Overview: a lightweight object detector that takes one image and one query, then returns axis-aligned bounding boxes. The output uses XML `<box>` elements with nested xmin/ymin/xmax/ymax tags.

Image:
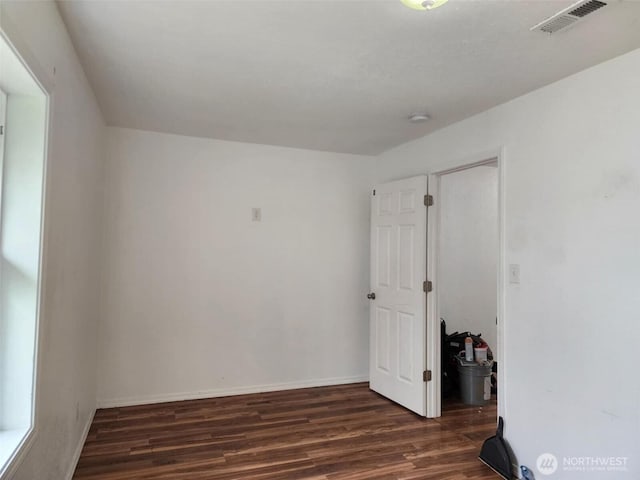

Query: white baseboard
<box><xmin>97</xmin><ymin>374</ymin><xmax>369</xmax><ymax>409</ymax></box>
<box><xmin>65</xmin><ymin>409</ymin><xmax>95</xmax><ymax>480</ymax></box>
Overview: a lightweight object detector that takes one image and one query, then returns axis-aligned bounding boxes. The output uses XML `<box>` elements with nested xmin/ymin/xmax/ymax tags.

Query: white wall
<box><xmin>439</xmin><ymin>166</ymin><xmax>497</xmax><ymax>351</ymax></box>
<box><xmin>0</xmin><ymin>1</ymin><xmax>105</xmax><ymax>479</ymax></box>
<box><xmin>99</xmin><ymin>127</ymin><xmax>373</xmax><ymax>406</ymax></box>
<box><xmin>377</xmin><ymin>48</ymin><xmax>640</xmax><ymax>478</ymax></box>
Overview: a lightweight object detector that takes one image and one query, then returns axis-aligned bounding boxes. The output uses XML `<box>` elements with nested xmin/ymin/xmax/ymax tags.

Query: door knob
<box><xmin>367</xmin><ymin>292</ymin><xmax>376</xmax><ymax>300</ymax></box>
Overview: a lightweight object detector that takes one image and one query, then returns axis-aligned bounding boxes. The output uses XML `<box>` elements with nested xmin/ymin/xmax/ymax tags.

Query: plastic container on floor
<box><xmin>457</xmin><ymin>359</ymin><xmax>493</xmax><ymax>406</ymax></box>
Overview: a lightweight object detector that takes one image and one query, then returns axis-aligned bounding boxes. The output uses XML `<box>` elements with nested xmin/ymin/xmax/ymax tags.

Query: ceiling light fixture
<box><xmin>409</xmin><ymin>113</ymin><xmax>430</xmax><ymax>123</ymax></box>
<box><xmin>401</xmin><ymin>0</ymin><xmax>449</xmax><ymax>11</ymax></box>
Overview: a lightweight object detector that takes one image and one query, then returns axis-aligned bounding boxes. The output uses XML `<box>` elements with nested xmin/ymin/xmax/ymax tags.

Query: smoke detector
<box><xmin>408</xmin><ymin>113</ymin><xmax>430</xmax><ymax>123</ymax></box>
<box><xmin>531</xmin><ymin>0</ymin><xmax>608</xmax><ymax>34</ymax></box>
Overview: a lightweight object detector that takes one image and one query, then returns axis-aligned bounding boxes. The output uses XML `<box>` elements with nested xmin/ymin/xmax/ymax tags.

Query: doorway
<box><xmin>425</xmin><ymin>157</ymin><xmax>502</xmax><ymax>418</ymax></box>
<box><xmin>368</xmin><ymin>153</ymin><xmax>504</xmax><ymax>419</ymax></box>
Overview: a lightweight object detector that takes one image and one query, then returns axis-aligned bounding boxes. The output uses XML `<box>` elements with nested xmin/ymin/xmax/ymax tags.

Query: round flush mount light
<box><xmin>401</xmin><ymin>0</ymin><xmax>450</xmax><ymax>11</ymax></box>
<box><xmin>409</xmin><ymin>113</ymin><xmax>431</xmax><ymax>123</ymax></box>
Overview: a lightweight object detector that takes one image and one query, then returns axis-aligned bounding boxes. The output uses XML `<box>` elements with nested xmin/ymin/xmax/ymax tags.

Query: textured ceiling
<box><xmin>58</xmin><ymin>0</ymin><xmax>640</xmax><ymax>155</ymax></box>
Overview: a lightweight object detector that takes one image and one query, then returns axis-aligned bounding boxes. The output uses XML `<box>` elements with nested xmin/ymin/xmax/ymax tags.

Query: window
<box><xmin>0</xmin><ymin>32</ymin><xmax>48</xmax><ymax>476</ymax></box>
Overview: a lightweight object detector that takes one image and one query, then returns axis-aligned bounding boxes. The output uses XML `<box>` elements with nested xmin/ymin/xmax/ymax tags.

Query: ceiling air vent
<box><xmin>531</xmin><ymin>0</ymin><xmax>608</xmax><ymax>34</ymax></box>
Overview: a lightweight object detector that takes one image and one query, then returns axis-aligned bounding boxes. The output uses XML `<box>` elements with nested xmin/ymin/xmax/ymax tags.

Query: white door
<box><xmin>369</xmin><ymin>176</ymin><xmax>428</xmax><ymax>416</ymax></box>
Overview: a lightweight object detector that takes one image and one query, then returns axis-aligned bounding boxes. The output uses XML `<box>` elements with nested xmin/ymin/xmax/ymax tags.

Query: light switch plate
<box><xmin>509</xmin><ymin>264</ymin><xmax>520</xmax><ymax>284</ymax></box>
<box><xmin>251</xmin><ymin>208</ymin><xmax>261</xmax><ymax>222</ymax></box>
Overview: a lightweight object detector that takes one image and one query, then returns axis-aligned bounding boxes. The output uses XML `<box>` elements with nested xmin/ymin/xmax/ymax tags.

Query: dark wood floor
<box><xmin>73</xmin><ymin>383</ymin><xmax>499</xmax><ymax>479</ymax></box>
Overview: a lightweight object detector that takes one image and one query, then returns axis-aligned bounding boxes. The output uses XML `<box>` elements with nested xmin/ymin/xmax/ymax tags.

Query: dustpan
<box><xmin>479</xmin><ymin>416</ymin><xmax>513</xmax><ymax>479</ymax></box>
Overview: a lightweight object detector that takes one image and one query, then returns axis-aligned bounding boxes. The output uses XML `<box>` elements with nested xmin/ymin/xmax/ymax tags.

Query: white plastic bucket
<box><xmin>474</xmin><ymin>347</ymin><xmax>488</xmax><ymax>362</ymax></box>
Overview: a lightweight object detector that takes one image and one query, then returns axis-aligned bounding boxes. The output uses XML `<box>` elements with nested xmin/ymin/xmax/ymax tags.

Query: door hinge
<box><xmin>373</xmin><ymin>189</ymin><xmax>376</xmax><ymax>196</ymax></box>
<box><xmin>424</xmin><ymin>194</ymin><xmax>433</xmax><ymax>207</ymax></box>
<box><xmin>423</xmin><ymin>280</ymin><xmax>432</xmax><ymax>293</ymax></box>
<box><xmin>423</xmin><ymin>370</ymin><xmax>432</xmax><ymax>382</ymax></box>
<box><xmin>0</xmin><ymin>125</ymin><xmax>3</xmax><ymax>135</ymax></box>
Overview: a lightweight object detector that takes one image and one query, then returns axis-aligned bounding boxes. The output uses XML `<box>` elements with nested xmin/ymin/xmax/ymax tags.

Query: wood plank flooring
<box><xmin>73</xmin><ymin>383</ymin><xmax>499</xmax><ymax>479</ymax></box>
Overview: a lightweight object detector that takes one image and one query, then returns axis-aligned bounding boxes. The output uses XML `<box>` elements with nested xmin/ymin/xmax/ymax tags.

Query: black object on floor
<box><xmin>479</xmin><ymin>416</ymin><xmax>514</xmax><ymax>479</ymax></box>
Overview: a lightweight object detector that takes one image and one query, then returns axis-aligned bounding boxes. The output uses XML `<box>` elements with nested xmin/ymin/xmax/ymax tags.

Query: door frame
<box><xmin>425</xmin><ymin>148</ymin><xmax>506</xmax><ymax>419</ymax></box>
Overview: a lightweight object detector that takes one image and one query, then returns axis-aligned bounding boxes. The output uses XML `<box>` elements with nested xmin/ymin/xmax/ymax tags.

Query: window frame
<box><xmin>0</xmin><ymin>18</ymin><xmax>53</xmax><ymax>478</ymax></box>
